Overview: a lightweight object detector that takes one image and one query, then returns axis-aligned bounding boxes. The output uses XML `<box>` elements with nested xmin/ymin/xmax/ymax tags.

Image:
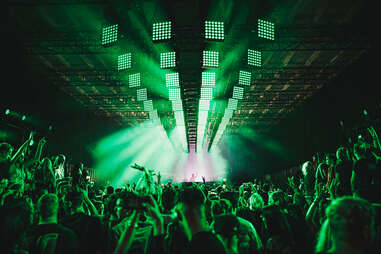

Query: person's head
<box><xmin>249</xmin><ymin>192</ymin><xmax>264</xmax><ymax>210</ymax></box>
<box><xmin>0</xmin><ymin>142</ymin><xmax>13</xmax><ymax>161</ymax></box>
<box><xmin>268</xmin><ymin>190</ymin><xmax>287</xmax><ymax>207</ymax></box>
<box><xmin>353</xmin><ymin>143</ymin><xmax>367</xmax><ymax>160</ymax></box>
<box><xmin>301</xmin><ymin>161</ymin><xmax>313</xmax><ymax>176</ymax></box>
<box><xmin>161</xmin><ymin>185</ymin><xmax>178</xmax><ymax>212</ymax></box>
<box><xmin>64</xmin><ymin>189</ymin><xmax>84</xmax><ymax>211</ymax></box>
<box><xmin>41</xmin><ymin>157</ymin><xmax>53</xmax><ymax>172</ymax></box>
<box><xmin>213</xmin><ymin>214</ymin><xmax>240</xmax><ymax>254</ymax></box>
<box><xmin>37</xmin><ymin>193</ymin><xmax>59</xmax><ymax>223</ymax></box>
<box><xmin>219</xmin><ymin>191</ymin><xmax>239</xmax><ymax>212</ymax></box>
<box><xmin>113</xmin><ymin>191</ymin><xmax>138</xmax><ymax>220</ymax></box>
<box><xmin>54</xmin><ymin>154</ymin><xmax>65</xmax><ymax>167</ymax></box>
<box><xmin>325</xmin><ymin>153</ymin><xmax>336</xmax><ymax>166</ymax></box>
<box><xmin>179</xmin><ymin>185</ymin><xmax>206</xmax><ymax>215</ymax></box>
<box><xmin>315</xmin><ymin>196</ymin><xmax>376</xmax><ymax>253</ymax></box>
<box><xmin>336</xmin><ymin>146</ymin><xmax>350</xmax><ymax>162</ymax></box>
<box><xmin>211</xmin><ymin>198</ymin><xmax>232</xmax><ymax>219</ymax></box>
<box><xmin>106</xmin><ymin>185</ymin><xmax>114</xmax><ymax>195</ymax></box>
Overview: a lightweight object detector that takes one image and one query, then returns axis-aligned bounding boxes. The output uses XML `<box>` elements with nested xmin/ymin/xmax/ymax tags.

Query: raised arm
<box><xmin>11</xmin><ymin>131</ymin><xmax>34</xmax><ymax>163</ymax></box>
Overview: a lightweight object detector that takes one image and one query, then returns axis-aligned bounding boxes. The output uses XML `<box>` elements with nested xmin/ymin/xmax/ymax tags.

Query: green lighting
<box><xmin>118</xmin><ymin>53</ymin><xmax>131</xmax><ymax>71</ymax></box>
<box><xmin>258</xmin><ymin>19</ymin><xmax>275</xmax><ymax>40</ymax></box>
<box><xmin>5</xmin><ymin>109</ymin><xmax>10</xmax><ymax>115</ymax></box>
<box><xmin>248</xmin><ymin>49</ymin><xmax>261</xmax><ymax>67</ymax></box>
<box><xmin>137</xmin><ymin>88</ymin><xmax>147</xmax><ymax>101</ymax></box>
<box><xmin>102</xmin><ymin>24</ymin><xmax>118</xmax><ymax>46</ymax></box>
<box><xmin>203</xmin><ymin>51</ymin><xmax>219</xmax><ymax>67</ymax></box>
<box><xmin>198</xmin><ymin>100</ymin><xmax>210</xmax><ymax>111</ymax></box>
<box><xmin>205</xmin><ymin>21</ymin><xmax>224</xmax><ymax>40</ymax></box>
<box><xmin>174</xmin><ymin>111</ymin><xmax>184</xmax><ymax>125</ymax></box>
<box><xmin>200</xmin><ymin>87</ymin><xmax>213</xmax><ymax>100</ymax></box>
<box><xmin>201</xmin><ymin>72</ymin><xmax>216</xmax><ymax>87</ymax></box>
<box><xmin>224</xmin><ymin>109</ymin><xmax>234</xmax><ymax>118</ymax></box>
<box><xmin>153</xmin><ymin>21</ymin><xmax>171</xmax><ymax>41</ymax></box>
<box><xmin>143</xmin><ymin>100</ymin><xmax>153</xmax><ymax>112</ymax></box>
<box><xmin>129</xmin><ymin>73</ymin><xmax>140</xmax><ymax>88</ymax></box>
<box><xmin>232</xmin><ymin>86</ymin><xmax>244</xmax><ymax>100</ymax></box>
<box><xmin>227</xmin><ymin>98</ymin><xmax>238</xmax><ymax>110</ymax></box>
<box><xmin>149</xmin><ymin>110</ymin><xmax>158</xmax><ymax>120</ymax></box>
<box><xmin>165</xmin><ymin>72</ymin><xmax>179</xmax><ymax>87</ymax></box>
<box><xmin>21</xmin><ymin>115</ymin><xmax>26</xmax><ymax>121</ymax></box>
<box><xmin>239</xmin><ymin>70</ymin><xmax>251</xmax><ymax>86</ymax></box>
<box><xmin>160</xmin><ymin>52</ymin><xmax>176</xmax><ymax>68</ymax></box>
<box><xmin>169</xmin><ymin>88</ymin><xmax>181</xmax><ymax>100</ymax></box>
<box><xmin>198</xmin><ymin>111</ymin><xmax>209</xmax><ymax>124</ymax></box>
<box><xmin>171</xmin><ymin>100</ymin><xmax>183</xmax><ymax>111</ymax></box>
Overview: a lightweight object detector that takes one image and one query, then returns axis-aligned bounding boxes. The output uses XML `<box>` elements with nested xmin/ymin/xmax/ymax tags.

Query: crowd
<box><xmin>1</xmin><ymin>124</ymin><xmax>381</xmax><ymax>254</ymax></box>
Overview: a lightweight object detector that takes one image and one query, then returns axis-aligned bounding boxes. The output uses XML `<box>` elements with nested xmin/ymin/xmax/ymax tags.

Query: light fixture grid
<box><xmin>248</xmin><ymin>49</ymin><xmax>262</xmax><ymax>67</ymax></box>
<box><xmin>102</xmin><ymin>24</ymin><xmax>118</xmax><ymax>45</ymax></box>
<box><xmin>201</xmin><ymin>72</ymin><xmax>216</xmax><ymax>87</ymax></box>
<box><xmin>143</xmin><ymin>100</ymin><xmax>153</xmax><ymax>112</ymax></box>
<box><xmin>227</xmin><ymin>98</ymin><xmax>238</xmax><ymax>110</ymax></box>
<box><xmin>153</xmin><ymin>21</ymin><xmax>171</xmax><ymax>41</ymax></box>
<box><xmin>129</xmin><ymin>73</ymin><xmax>141</xmax><ymax>88</ymax></box>
<box><xmin>137</xmin><ymin>88</ymin><xmax>147</xmax><ymax>101</ymax></box>
<box><xmin>205</xmin><ymin>21</ymin><xmax>224</xmax><ymax>40</ymax></box>
<box><xmin>203</xmin><ymin>51</ymin><xmax>219</xmax><ymax>67</ymax></box>
<box><xmin>165</xmin><ymin>72</ymin><xmax>180</xmax><ymax>87</ymax></box>
<box><xmin>239</xmin><ymin>70</ymin><xmax>251</xmax><ymax>86</ymax></box>
<box><xmin>149</xmin><ymin>110</ymin><xmax>158</xmax><ymax>120</ymax></box>
<box><xmin>200</xmin><ymin>87</ymin><xmax>213</xmax><ymax>100</ymax></box>
<box><xmin>171</xmin><ymin>100</ymin><xmax>183</xmax><ymax>111</ymax></box>
<box><xmin>160</xmin><ymin>52</ymin><xmax>176</xmax><ymax>68</ymax></box>
<box><xmin>198</xmin><ymin>100</ymin><xmax>210</xmax><ymax>111</ymax></box>
<box><xmin>258</xmin><ymin>19</ymin><xmax>275</xmax><ymax>40</ymax></box>
<box><xmin>232</xmin><ymin>86</ymin><xmax>244</xmax><ymax>100</ymax></box>
<box><xmin>117</xmin><ymin>53</ymin><xmax>131</xmax><ymax>71</ymax></box>
<box><xmin>169</xmin><ymin>88</ymin><xmax>181</xmax><ymax>100</ymax></box>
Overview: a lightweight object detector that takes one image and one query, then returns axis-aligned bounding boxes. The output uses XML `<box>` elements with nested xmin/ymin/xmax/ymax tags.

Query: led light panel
<box><xmin>174</xmin><ymin>111</ymin><xmax>185</xmax><ymax>125</ymax></box>
<box><xmin>137</xmin><ymin>88</ymin><xmax>147</xmax><ymax>101</ymax></box>
<box><xmin>248</xmin><ymin>49</ymin><xmax>261</xmax><ymax>67</ymax></box>
<box><xmin>153</xmin><ymin>21</ymin><xmax>171</xmax><ymax>41</ymax></box>
<box><xmin>203</xmin><ymin>51</ymin><xmax>219</xmax><ymax>67</ymax></box>
<box><xmin>227</xmin><ymin>98</ymin><xmax>238</xmax><ymax>110</ymax></box>
<box><xmin>224</xmin><ymin>109</ymin><xmax>234</xmax><ymax>118</ymax></box>
<box><xmin>201</xmin><ymin>72</ymin><xmax>216</xmax><ymax>87</ymax></box>
<box><xmin>165</xmin><ymin>72</ymin><xmax>179</xmax><ymax>87</ymax></box>
<box><xmin>144</xmin><ymin>100</ymin><xmax>153</xmax><ymax>112</ymax></box>
<box><xmin>258</xmin><ymin>19</ymin><xmax>275</xmax><ymax>40</ymax></box>
<box><xmin>205</xmin><ymin>21</ymin><xmax>224</xmax><ymax>40</ymax></box>
<box><xmin>199</xmin><ymin>100</ymin><xmax>210</xmax><ymax>111</ymax></box>
<box><xmin>198</xmin><ymin>111</ymin><xmax>209</xmax><ymax>124</ymax></box>
<box><xmin>200</xmin><ymin>87</ymin><xmax>213</xmax><ymax>100</ymax></box>
<box><xmin>102</xmin><ymin>24</ymin><xmax>118</xmax><ymax>46</ymax></box>
<box><xmin>232</xmin><ymin>86</ymin><xmax>244</xmax><ymax>100</ymax></box>
<box><xmin>169</xmin><ymin>88</ymin><xmax>181</xmax><ymax>101</ymax></box>
<box><xmin>129</xmin><ymin>73</ymin><xmax>140</xmax><ymax>88</ymax></box>
<box><xmin>149</xmin><ymin>110</ymin><xmax>158</xmax><ymax>120</ymax></box>
<box><xmin>160</xmin><ymin>52</ymin><xmax>176</xmax><ymax>68</ymax></box>
<box><xmin>117</xmin><ymin>53</ymin><xmax>131</xmax><ymax>71</ymax></box>
<box><xmin>239</xmin><ymin>71</ymin><xmax>251</xmax><ymax>86</ymax></box>
<box><xmin>171</xmin><ymin>100</ymin><xmax>183</xmax><ymax>111</ymax></box>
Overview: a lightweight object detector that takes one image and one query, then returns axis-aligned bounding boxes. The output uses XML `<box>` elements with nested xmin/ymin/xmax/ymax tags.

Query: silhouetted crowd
<box><xmin>1</xmin><ymin>126</ymin><xmax>381</xmax><ymax>254</ymax></box>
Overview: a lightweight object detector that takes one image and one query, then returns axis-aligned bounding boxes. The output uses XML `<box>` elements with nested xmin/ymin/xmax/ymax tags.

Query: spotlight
<box><xmin>21</xmin><ymin>115</ymin><xmax>26</xmax><ymax>121</ymax></box>
<box><xmin>198</xmin><ymin>100</ymin><xmax>210</xmax><ymax>111</ymax></box>
<box><xmin>152</xmin><ymin>21</ymin><xmax>172</xmax><ymax>41</ymax></box>
<box><xmin>239</xmin><ymin>70</ymin><xmax>251</xmax><ymax>86</ymax></box>
<box><xmin>160</xmin><ymin>52</ymin><xmax>176</xmax><ymax>68</ymax></box>
<box><xmin>118</xmin><ymin>53</ymin><xmax>131</xmax><ymax>71</ymax></box>
<box><xmin>201</xmin><ymin>72</ymin><xmax>216</xmax><ymax>87</ymax></box>
<box><xmin>143</xmin><ymin>100</ymin><xmax>153</xmax><ymax>112</ymax></box>
<box><xmin>101</xmin><ymin>24</ymin><xmax>118</xmax><ymax>46</ymax></box>
<box><xmin>203</xmin><ymin>51</ymin><xmax>219</xmax><ymax>67</ymax></box>
<box><xmin>129</xmin><ymin>73</ymin><xmax>141</xmax><ymax>88</ymax></box>
<box><xmin>171</xmin><ymin>100</ymin><xmax>183</xmax><ymax>111</ymax></box>
<box><xmin>169</xmin><ymin>88</ymin><xmax>181</xmax><ymax>101</ymax></box>
<box><xmin>137</xmin><ymin>88</ymin><xmax>147</xmax><ymax>101</ymax></box>
<box><xmin>149</xmin><ymin>110</ymin><xmax>158</xmax><ymax>120</ymax></box>
<box><xmin>227</xmin><ymin>98</ymin><xmax>238</xmax><ymax>110</ymax></box>
<box><xmin>258</xmin><ymin>19</ymin><xmax>275</xmax><ymax>40</ymax></box>
<box><xmin>248</xmin><ymin>49</ymin><xmax>261</xmax><ymax>67</ymax></box>
<box><xmin>165</xmin><ymin>72</ymin><xmax>180</xmax><ymax>87</ymax></box>
<box><xmin>232</xmin><ymin>86</ymin><xmax>244</xmax><ymax>100</ymax></box>
<box><xmin>205</xmin><ymin>21</ymin><xmax>224</xmax><ymax>40</ymax></box>
<box><xmin>5</xmin><ymin>109</ymin><xmax>10</xmax><ymax>115</ymax></box>
<box><xmin>200</xmin><ymin>87</ymin><xmax>213</xmax><ymax>100</ymax></box>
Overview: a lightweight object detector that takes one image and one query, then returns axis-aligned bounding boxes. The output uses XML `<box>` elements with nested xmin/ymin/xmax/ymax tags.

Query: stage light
<box><xmin>227</xmin><ymin>98</ymin><xmax>238</xmax><ymax>110</ymax></box>
<box><xmin>232</xmin><ymin>86</ymin><xmax>244</xmax><ymax>100</ymax></box>
<box><xmin>200</xmin><ymin>87</ymin><xmax>213</xmax><ymax>100</ymax></box>
<box><xmin>224</xmin><ymin>109</ymin><xmax>234</xmax><ymax>118</ymax></box>
<box><xmin>21</xmin><ymin>115</ymin><xmax>26</xmax><ymax>121</ymax></box>
<box><xmin>169</xmin><ymin>88</ymin><xmax>181</xmax><ymax>101</ymax></box>
<box><xmin>203</xmin><ymin>51</ymin><xmax>219</xmax><ymax>67</ymax></box>
<box><xmin>198</xmin><ymin>111</ymin><xmax>209</xmax><ymax>124</ymax></box>
<box><xmin>137</xmin><ymin>88</ymin><xmax>147</xmax><ymax>101</ymax></box>
<box><xmin>258</xmin><ymin>19</ymin><xmax>274</xmax><ymax>40</ymax></box>
<box><xmin>102</xmin><ymin>24</ymin><xmax>118</xmax><ymax>46</ymax></box>
<box><xmin>201</xmin><ymin>72</ymin><xmax>216</xmax><ymax>87</ymax></box>
<box><xmin>160</xmin><ymin>52</ymin><xmax>176</xmax><ymax>68</ymax></box>
<box><xmin>171</xmin><ymin>100</ymin><xmax>183</xmax><ymax>111</ymax></box>
<box><xmin>149</xmin><ymin>110</ymin><xmax>158</xmax><ymax>120</ymax></box>
<box><xmin>205</xmin><ymin>21</ymin><xmax>224</xmax><ymax>40</ymax></box>
<box><xmin>144</xmin><ymin>100</ymin><xmax>153</xmax><ymax>112</ymax></box>
<box><xmin>239</xmin><ymin>70</ymin><xmax>251</xmax><ymax>86</ymax></box>
<box><xmin>153</xmin><ymin>21</ymin><xmax>171</xmax><ymax>41</ymax></box>
<box><xmin>174</xmin><ymin>111</ymin><xmax>184</xmax><ymax>125</ymax></box>
<box><xmin>248</xmin><ymin>49</ymin><xmax>261</xmax><ymax>67</ymax></box>
<box><xmin>129</xmin><ymin>73</ymin><xmax>140</xmax><ymax>88</ymax></box>
<box><xmin>198</xmin><ymin>100</ymin><xmax>210</xmax><ymax>111</ymax></box>
<box><xmin>165</xmin><ymin>72</ymin><xmax>179</xmax><ymax>87</ymax></box>
<box><xmin>5</xmin><ymin>109</ymin><xmax>10</xmax><ymax>115</ymax></box>
<box><xmin>118</xmin><ymin>53</ymin><xmax>131</xmax><ymax>71</ymax></box>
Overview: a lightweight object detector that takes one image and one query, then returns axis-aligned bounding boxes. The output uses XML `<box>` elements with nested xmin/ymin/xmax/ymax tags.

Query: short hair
<box><xmin>37</xmin><ymin>193</ymin><xmax>59</xmax><ymax>220</ymax></box>
<box><xmin>0</xmin><ymin>142</ymin><xmax>13</xmax><ymax>156</ymax></box>
<box><xmin>268</xmin><ymin>190</ymin><xmax>287</xmax><ymax>207</ymax></box>
<box><xmin>179</xmin><ymin>186</ymin><xmax>206</xmax><ymax>208</ymax></box>
<box><xmin>301</xmin><ymin>161</ymin><xmax>313</xmax><ymax>176</ymax></box>
<box><xmin>211</xmin><ymin>199</ymin><xmax>232</xmax><ymax>218</ymax></box>
<box><xmin>336</xmin><ymin>146</ymin><xmax>349</xmax><ymax>161</ymax></box>
<box><xmin>65</xmin><ymin>189</ymin><xmax>84</xmax><ymax>208</ymax></box>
